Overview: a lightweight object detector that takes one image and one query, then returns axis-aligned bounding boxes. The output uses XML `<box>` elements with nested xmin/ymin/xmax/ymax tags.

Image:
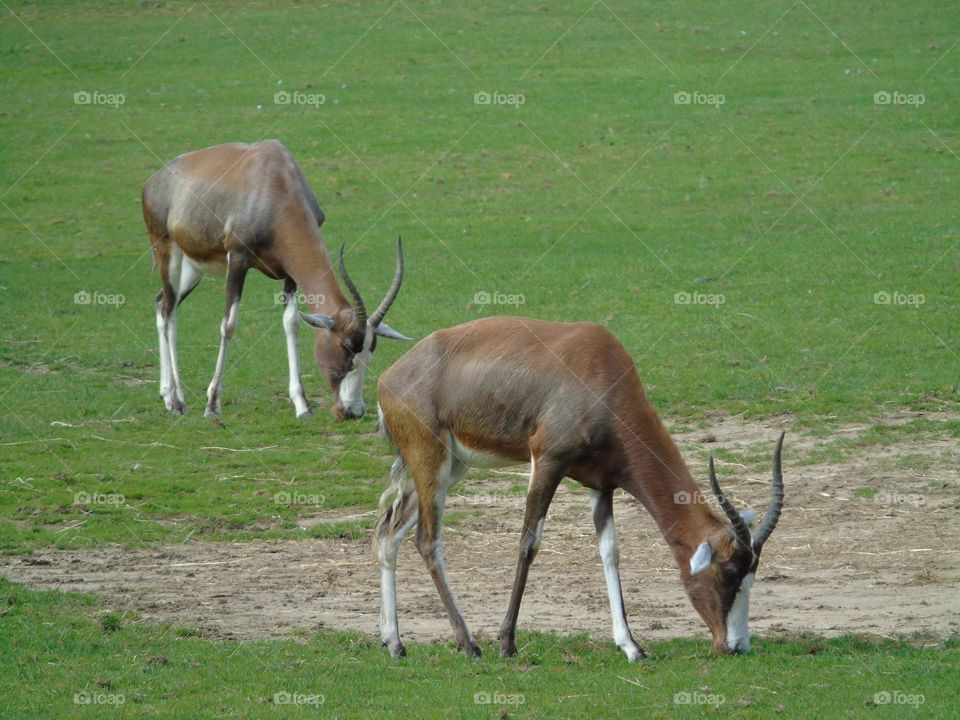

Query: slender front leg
<box><xmin>498</xmin><ymin>455</ymin><xmax>562</xmax><ymax>658</ymax></box>
<box><xmin>205</xmin><ymin>252</ymin><xmax>248</xmax><ymax>417</ymax></box>
<box><xmin>590</xmin><ymin>488</ymin><xmax>645</xmax><ymax>661</ymax></box>
<box><xmin>282</xmin><ymin>279</ymin><xmax>312</xmax><ymax>418</ymax></box>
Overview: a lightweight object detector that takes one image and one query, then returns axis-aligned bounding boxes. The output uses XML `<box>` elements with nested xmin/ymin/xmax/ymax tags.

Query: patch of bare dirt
<box><xmin>3</xmin><ymin>414</ymin><xmax>958</xmax><ymax>648</ymax></box>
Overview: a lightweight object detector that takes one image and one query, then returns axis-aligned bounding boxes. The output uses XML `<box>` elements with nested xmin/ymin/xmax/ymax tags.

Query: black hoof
<box><xmin>387</xmin><ymin>642</ymin><xmax>406</xmax><ymax>658</ymax></box>
<box><xmin>460</xmin><ymin>642</ymin><xmax>482</xmax><ymax>658</ymax></box>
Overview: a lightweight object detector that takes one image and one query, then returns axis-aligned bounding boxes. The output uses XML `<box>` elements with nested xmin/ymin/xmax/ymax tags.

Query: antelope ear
<box><xmin>740</xmin><ymin>508</ymin><xmax>758</xmax><ymax>527</ymax></box>
<box><xmin>375</xmin><ymin>322</ymin><xmax>411</xmax><ymax>341</ymax></box>
<box><xmin>690</xmin><ymin>541</ymin><xmax>713</xmax><ymax>575</ymax></box>
<box><xmin>299</xmin><ymin>312</ymin><xmax>335</xmax><ymax>330</ymax></box>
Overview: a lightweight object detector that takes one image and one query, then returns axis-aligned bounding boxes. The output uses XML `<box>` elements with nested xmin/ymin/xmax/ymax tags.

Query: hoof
<box><xmin>388</xmin><ymin>642</ymin><xmax>406</xmax><ymax>658</ymax></box>
<box><xmin>165</xmin><ymin>398</ymin><xmax>186</xmax><ymax>415</ymax></box>
<box><xmin>500</xmin><ymin>642</ymin><xmax>518</xmax><ymax>658</ymax></box>
<box><xmin>460</xmin><ymin>642</ymin><xmax>482</xmax><ymax>658</ymax></box>
<box><xmin>623</xmin><ymin>645</ymin><xmax>648</xmax><ymax>662</ymax></box>
<box><xmin>295</xmin><ymin>408</ymin><xmax>314</xmax><ymax>419</ymax></box>
<box><xmin>204</xmin><ymin>406</ymin><xmax>220</xmax><ymax>418</ymax></box>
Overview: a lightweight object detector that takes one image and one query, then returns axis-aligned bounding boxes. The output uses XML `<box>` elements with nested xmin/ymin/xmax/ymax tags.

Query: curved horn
<box><xmin>337</xmin><ymin>243</ymin><xmax>367</xmax><ymax>330</ymax></box>
<box><xmin>709</xmin><ymin>457</ymin><xmax>753</xmax><ymax>552</ymax></box>
<box><xmin>751</xmin><ymin>431</ymin><xmax>785</xmax><ymax>550</ymax></box>
<box><xmin>369</xmin><ymin>236</ymin><xmax>404</xmax><ymax>328</ymax></box>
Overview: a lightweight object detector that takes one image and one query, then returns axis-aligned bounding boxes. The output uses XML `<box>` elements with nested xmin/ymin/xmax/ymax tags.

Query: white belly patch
<box><xmin>449</xmin><ymin>435</ymin><xmax>517</xmax><ymax>469</ymax></box>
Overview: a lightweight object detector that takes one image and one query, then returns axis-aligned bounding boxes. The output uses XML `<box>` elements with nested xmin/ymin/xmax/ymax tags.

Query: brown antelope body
<box><xmin>374</xmin><ymin>316</ymin><xmax>784</xmax><ymax>659</ymax></box>
<box><xmin>142</xmin><ymin>140</ymin><xmax>409</xmax><ymax>419</ymax></box>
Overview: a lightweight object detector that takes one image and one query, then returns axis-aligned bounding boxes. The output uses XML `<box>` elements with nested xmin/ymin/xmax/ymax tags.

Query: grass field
<box><xmin>1</xmin><ymin>1</ymin><xmax>958</xmax><ymax>717</ymax></box>
<box><xmin>2</xmin><ymin>578</ymin><xmax>957</xmax><ymax>719</ymax></box>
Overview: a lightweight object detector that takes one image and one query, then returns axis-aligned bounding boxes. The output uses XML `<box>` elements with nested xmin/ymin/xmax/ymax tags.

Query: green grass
<box><xmin>1</xmin><ymin>1</ymin><xmax>958</xmax><ymax>717</ymax></box>
<box><xmin>0</xmin><ymin>0</ymin><xmax>957</xmax><ymax>554</ymax></box>
<box><xmin>1</xmin><ymin>0</ymin><xmax>958</xmax><ymax>553</ymax></box>
<box><xmin>2</xmin><ymin>579</ymin><xmax>957</xmax><ymax>719</ymax></box>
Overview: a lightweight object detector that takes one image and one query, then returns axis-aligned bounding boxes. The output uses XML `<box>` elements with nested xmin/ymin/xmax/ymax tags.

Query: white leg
<box><xmin>156</xmin><ymin>246</ymin><xmax>191</xmax><ymax>414</ymax></box>
<box><xmin>166</xmin><ymin>308</ymin><xmax>185</xmax><ymax>407</ymax></box>
<box><xmin>590</xmin><ymin>489</ymin><xmax>644</xmax><ymax>662</ymax></box>
<box><xmin>156</xmin><ymin>296</ymin><xmax>173</xmax><ymax>406</ymax></box>
<box><xmin>205</xmin><ymin>252</ymin><xmax>247</xmax><ymax>417</ymax></box>
<box><xmin>283</xmin><ymin>287</ymin><xmax>311</xmax><ymax>418</ymax></box>
<box><xmin>155</xmin><ymin>246</ymin><xmax>202</xmax><ymax>415</ymax></box>
<box><xmin>379</xmin><ymin>506</ymin><xmax>418</xmax><ymax>657</ymax></box>
<box><xmin>167</xmin><ymin>253</ymin><xmax>202</xmax><ymax>410</ymax></box>
<box><xmin>205</xmin><ymin>300</ymin><xmax>239</xmax><ymax>417</ymax></box>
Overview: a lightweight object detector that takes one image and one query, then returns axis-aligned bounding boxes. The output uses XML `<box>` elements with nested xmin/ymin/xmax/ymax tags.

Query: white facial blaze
<box><xmin>337</xmin><ymin>327</ymin><xmax>373</xmax><ymax>416</ymax></box>
<box><xmin>725</xmin><ymin>572</ymin><xmax>755</xmax><ymax>653</ymax></box>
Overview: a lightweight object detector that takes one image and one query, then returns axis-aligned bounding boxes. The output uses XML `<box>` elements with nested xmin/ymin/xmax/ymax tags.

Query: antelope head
<box><xmin>300</xmin><ymin>238</ymin><xmax>410</xmax><ymax>420</ymax></box>
<box><xmin>683</xmin><ymin>432</ymin><xmax>785</xmax><ymax>654</ymax></box>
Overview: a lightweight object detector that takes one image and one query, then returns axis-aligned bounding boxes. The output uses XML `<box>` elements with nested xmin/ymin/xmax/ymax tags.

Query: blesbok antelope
<box><xmin>374</xmin><ymin>316</ymin><xmax>785</xmax><ymax>660</ymax></box>
<box><xmin>141</xmin><ymin>140</ymin><xmax>409</xmax><ymax>419</ymax></box>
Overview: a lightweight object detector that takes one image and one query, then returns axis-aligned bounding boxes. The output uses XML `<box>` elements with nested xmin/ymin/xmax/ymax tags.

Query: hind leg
<box><xmin>155</xmin><ymin>243</ymin><xmax>202</xmax><ymax>414</ymax></box>
<box><xmin>205</xmin><ymin>250</ymin><xmax>248</xmax><ymax>416</ymax></box>
<box><xmin>378</xmin><ymin>388</ymin><xmax>476</xmax><ymax>656</ymax></box>
<box><xmin>376</xmin><ymin>486</ymin><xmax>419</xmax><ymax>657</ymax></box>
<box><xmin>156</xmin><ymin>288</ymin><xmax>174</xmax><ymax>410</ymax></box>
<box><xmin>412</xmin><ymin>447</ymin><xmax>476</xmax><ymax>655</ymax></box>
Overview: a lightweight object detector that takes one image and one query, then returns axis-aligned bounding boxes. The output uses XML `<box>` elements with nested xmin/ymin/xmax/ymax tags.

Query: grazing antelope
<box><xmin>142</xmin><ymin>140</ymin><xmax>409</xmax><ymax>419</ymax></box>
<box><xmin>374</xmin><ymin>316</ymin><xmax>784</xmax><ymax>660</ymax></box>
